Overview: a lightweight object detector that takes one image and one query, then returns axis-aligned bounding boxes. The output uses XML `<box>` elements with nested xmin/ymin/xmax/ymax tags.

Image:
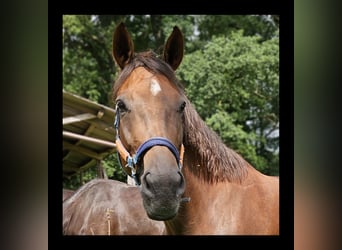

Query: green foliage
<box><xmin>197</xmin><ymin>15</ymin><xmax>279</xmax><ymax>42</ymax></box>
<box><xmin>178</xmin><ymin>30</ymin><xmax>279</xmax><ymax>174</ymax></box>
<box><xmin>63</xmin><ymin>15</ymin><xmax>116</xmax><ymax>106</ymax></box>
<box><xmin>63</xmin><ymin>15</ymin><xmax>279</xmax><ymax>188</ymax></box>
<box><xmin>101</xmin><ymin>154</ymin><xmax>126</xmax><ymax>182</ymax></box>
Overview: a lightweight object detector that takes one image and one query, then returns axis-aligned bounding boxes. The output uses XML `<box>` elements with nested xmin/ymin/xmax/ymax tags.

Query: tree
<box><xmin>63</xmin><ymin>15</ymin><xmax>115</xmax><ymax>106</ymax></box>
<box><xmin>178</xmin><ymin>30</ymin><xmax>279</xmax><ymax>175</ymax></box>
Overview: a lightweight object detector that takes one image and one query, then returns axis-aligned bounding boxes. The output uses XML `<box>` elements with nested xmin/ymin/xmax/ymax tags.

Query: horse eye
<box><xmin>116</xmin><ymin>100</ymin><xmax>128</xmax><ymax>113</ymax></box>
<box><xmin>178</xmin><ymin>101</ymin><xmax>186</xmax><ymax>113</ymax></box>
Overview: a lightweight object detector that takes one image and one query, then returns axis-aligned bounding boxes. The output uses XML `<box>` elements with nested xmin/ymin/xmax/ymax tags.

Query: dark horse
<box><xmin>63</xmin><ymin>179</ymin><xmax>165</xmax><ymax>235</ymax></box>
<box><xmin>112</xmin><ymin>23</ymin><xmax>279</xmax><ymax>235</ymax></box>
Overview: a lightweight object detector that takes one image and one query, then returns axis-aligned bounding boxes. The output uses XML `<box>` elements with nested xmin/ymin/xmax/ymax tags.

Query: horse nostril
<box><xmin>142</xmin><ymin>170</ymin><xmax>185</xmax><ymax>198</ymax></box>
<box><xmin>142</xmin><ymin>171</ymin><xmax>151</xmax><ymax>189</ymax></box>
<box><xmin>178</xmin><ymin>171</ymin><xmax>184</xmax><ymax>185</ymax></box>
<box><xmin>176</xmin><ymin>171</ymin><xmax>186</xmax><ymax>196</ymax></box>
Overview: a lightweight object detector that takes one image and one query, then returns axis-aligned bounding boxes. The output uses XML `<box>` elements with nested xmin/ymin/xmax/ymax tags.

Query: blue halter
<box><xmin>114</xmin><ymin>108</ymin><xmax>184</xmax><ymax>186</ymax></box>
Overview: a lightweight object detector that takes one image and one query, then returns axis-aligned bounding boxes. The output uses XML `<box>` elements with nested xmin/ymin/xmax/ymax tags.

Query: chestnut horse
<box><xmin>112</xmin><ymin>23</ymin><xmax>279</xmax><ymax>235</ymax></box>
<box><xmin>63</xmin><ymin>178</ymin><xmax>165</xmax><ymax>235</ymax></box>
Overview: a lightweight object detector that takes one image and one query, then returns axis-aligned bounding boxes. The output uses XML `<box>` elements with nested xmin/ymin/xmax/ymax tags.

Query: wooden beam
<box><xmin>63</xmin><ymin>141</ymin><xmax>102</xmax><ymax>160</ymax></box>
<box><xmin>63</xmin><ymin>124</ymin><xmax>96</xmax><ymax>161</ymax></box>
<box><xmin>63</xmin><ymin>158</ymin><xmax>97</xmax><ymax>174</ymax></box>
<box><xmin>63</xmin><ymin>104</ymin><xmax>115</xmax><ymax>132</ymax></box>
<box><xmin>97</xmin><ymin>160</ymin><xmax>108</xmax><ymax>179</ymax></box>
<box><xmin>63</xmin><ymin>131</ymin><xmax>117</xmax><ymax>148</ymax></box>
<box><xmin>78</xmin><ymin>158</ymin><xmax>97</xmax><ymax>171</ymax></box>
<box><xmin>63</xmin><ymin>113</ymin><xmax>97</xmax><ymax>125</ymax></box>
<box><xmin>63</xmin><ymin>141</ymin><xmax>116</xmax><ymax>160</ymax></box>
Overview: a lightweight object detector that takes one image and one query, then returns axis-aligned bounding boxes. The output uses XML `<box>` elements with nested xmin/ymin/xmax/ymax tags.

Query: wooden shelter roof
<box><xmin>63</xmin><ymin>90</ymin><xmax>117</xmax><ymax>179</ymax></box>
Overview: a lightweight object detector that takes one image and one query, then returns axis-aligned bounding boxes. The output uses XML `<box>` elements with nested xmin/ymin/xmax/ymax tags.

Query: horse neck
<box><xmin>163</xmin><ymin>101</ymin><xmax>279</xmax><ymax>235</ymax></box>
<box><xmin>162</xmin><ymin>101</ymin><xmax>252</xmax><ymax>234</ymax></box>
<box><xmin>163</xmin><ymin>165</ymin><xmax>228</xmax><ymax>235</ymax></box>
<box><xmin>182</xmin><ymin>100</ymin><xmax>248</xmax><ymax>183</ymax></box>
<box><xmin>164</xmin><ymin>164</ymin><xmax>279</xmax><ymax>235</ymax></box>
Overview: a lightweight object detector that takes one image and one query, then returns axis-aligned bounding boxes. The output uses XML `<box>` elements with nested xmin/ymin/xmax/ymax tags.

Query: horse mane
<box><xmin>112</xmin><ymin>51</ymin><xmax>249</xmax><ymax>183</ymax></box>
<box><xmin>183</xmin><ymin>98</ymin><xmax>249</xmax><ymax>184</ymax></box>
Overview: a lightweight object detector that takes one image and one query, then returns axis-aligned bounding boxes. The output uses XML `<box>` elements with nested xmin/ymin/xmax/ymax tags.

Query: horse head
<box><xmin>112</xmin><ymin>23</ymin><xmax>186</xmax><ymax>220</ymax></box>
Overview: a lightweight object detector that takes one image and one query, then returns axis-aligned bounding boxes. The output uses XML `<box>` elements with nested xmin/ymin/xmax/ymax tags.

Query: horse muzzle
<box><xmin>139</xmin><ymin>147</ymin><xmax>186</xmax><ymax>220</ymax></box>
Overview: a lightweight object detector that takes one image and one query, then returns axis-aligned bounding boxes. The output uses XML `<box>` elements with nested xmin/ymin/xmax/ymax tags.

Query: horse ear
<box><xmin>112</xmin><ymin>22</ymin><xmax>134</xmax><ymax>69</ymax></box>
<box><xmin>163</xmin><ymin>26</ymin><xmax>184</xmax><ymax>71</ymax></box>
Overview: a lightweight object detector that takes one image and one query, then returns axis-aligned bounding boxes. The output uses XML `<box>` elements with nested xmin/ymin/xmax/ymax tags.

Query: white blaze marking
<box><xmin>150</xmin><ymin>79</ymin><xmax>162</xmax><ymax>96</ymax></box>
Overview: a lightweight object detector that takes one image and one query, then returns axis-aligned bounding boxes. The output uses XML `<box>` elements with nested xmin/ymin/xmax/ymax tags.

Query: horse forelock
<box><xmin>183</xmin><ymin>98</ymin><xmax>249</xmax><ymax>183</ymax></box>
<box><xmin>112</xmin><ymin>51</ymin><xmax>184</xmax><ymax>99</ymax></box>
